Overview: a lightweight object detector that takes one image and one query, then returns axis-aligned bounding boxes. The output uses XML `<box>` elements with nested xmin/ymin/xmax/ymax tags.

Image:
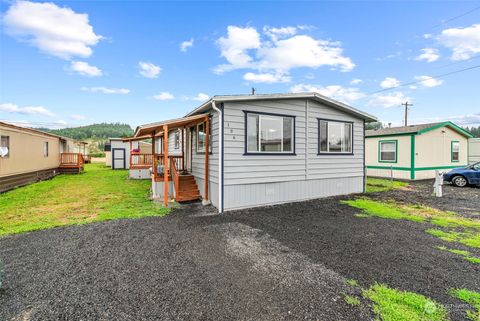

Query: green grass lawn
<box><xmin>0</xmin><ymin>164</ymin><xmax>169</xmax><ymax>236</ymax></box>
<box><xmin>366</xmin><ymin>177</ymin><xmax>409</xmax><ymax>193</ymax></box>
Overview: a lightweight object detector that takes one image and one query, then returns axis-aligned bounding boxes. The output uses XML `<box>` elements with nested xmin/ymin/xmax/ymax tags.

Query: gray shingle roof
<box><xmin>366</xmin><ymin>122</ymin><xmax>446</xmax><ymax>137</ymax></box>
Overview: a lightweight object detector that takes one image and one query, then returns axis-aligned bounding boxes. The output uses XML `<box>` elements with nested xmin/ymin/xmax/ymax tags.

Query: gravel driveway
<box><xmin>1</xmin><ymin>184</ymin><xmax>478</xmax><ymax>320</ymax></box>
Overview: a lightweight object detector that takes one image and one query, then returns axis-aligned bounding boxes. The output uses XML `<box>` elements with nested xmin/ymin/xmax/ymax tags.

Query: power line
<box><xmin>430</xmin><ymin>6</ymin><xmax>480</xmax><ymax>30</ymax></box>
<box><xmin>366</xmin><ymin>64</ymin><xmax>480</xmax><ymax>96</ymax></box>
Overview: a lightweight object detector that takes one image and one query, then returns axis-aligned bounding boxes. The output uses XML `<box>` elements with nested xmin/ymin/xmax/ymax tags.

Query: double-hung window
<box><xmin>174</xmin><ymin>130</ymin><xmax>180</xmax><ymax>149</ymax></box>
<box><xmin>0</xmin><ymin>135</ymin><xmax>9</xmax><ymax>157</ymax></box>
<box><xmin>245</xmin><ymin>112</ymin><xmax>295</xmax><ymax>154</ymax></box>
<box><xmin>318</xmin><ymin>119</ymin><xmax>353</xmax><ymax>154</ymax></box>
<box><xmin>451</xmin><ymin>141</ymin><xmax>459</xmax><ymax>162</ymax></box>
<box><xmin>379</xmin><ymin>140</ymin><xmax>397</xmax><ymax>162</ymax></box>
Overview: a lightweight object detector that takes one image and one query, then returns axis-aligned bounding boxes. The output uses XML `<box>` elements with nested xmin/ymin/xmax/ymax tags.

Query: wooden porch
<box><xmin>59</xmin><ymin>153</ymin><xmax>84</xmax><ymax>174</ymax></box>
<box><xmin>128</xmin><ymin>113</ymin><xmax>210</xmax><ymax>206</ymax></box>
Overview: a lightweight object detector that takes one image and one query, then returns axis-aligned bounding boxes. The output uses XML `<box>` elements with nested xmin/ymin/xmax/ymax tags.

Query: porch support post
<box><xmin>163</xmin><ymin>125</ymin><xmax>169</xmax><ymax>207</ymax></box>
<box><xmin>151</xmin><ymin>131</ymin><xmax>156</xmax><ymax>178</ymax></box>
<box><xmin>181</xmin><ymin>127</ymin><xmax>185</xmax><ymax>171</ymax></box>
<box><xmin>203</xmin><ymin>117</ymin><xmax>209</xmax><ymax>203</ymax></box>
<box><xmin>129</xmin><ymin>140</ymin><xmax>133</xmax><ymax>169</ymax></box>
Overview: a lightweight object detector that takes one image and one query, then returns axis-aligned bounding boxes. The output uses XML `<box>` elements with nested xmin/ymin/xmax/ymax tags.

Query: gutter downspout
<box><xmin>211</xmin><ymin>100</ymin><xmax>224</xmax><ymax>214</ymax></box>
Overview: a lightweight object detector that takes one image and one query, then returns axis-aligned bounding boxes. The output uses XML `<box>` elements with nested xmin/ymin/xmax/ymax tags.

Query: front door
<box><xmin>112</xmin><ymin>148</ymin><xmax>126</xmax><ymax>169</ymax></box>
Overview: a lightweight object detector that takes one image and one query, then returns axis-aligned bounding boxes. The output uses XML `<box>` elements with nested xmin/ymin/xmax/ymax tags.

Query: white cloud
<box><xmin>138</xmin><ymin>61</ymin><xmax>161</xmax><ymax>78</ymax></box>
<box><xmin>180</xmin><ymin>38</ymin><xmax>194</xmax><ymax>52</ymax></box>
<box><xmin>3</xmin><ymin>0</ymin><xmax>102</xmax><ymax>59</ymax></box>
<box><xmin>243</xmin><ymin>72</ymin><xmax>291</xmax><ymax>83</ymax></box>
<box><xmin>368</xmin><ymin>92</ymin><xmax>410</xmax><ymax>108</ymax></box>
<box><xmin>193</xmin><ymin>93</ymin><xmax>209</xmax><ymax>101</ymax></box>
<box><xmin>350</xmin><ymin>78</ymin><xmax>363</xmax><ymax>85</ymax></box>
<box><xmin>70</xmin><ymin>114</ymin><xmax>86</xmax><ymax>120</ymax></box>
<box><xmin>70</xmin><ymin>61</ymin><xmax>102</xmax><ymax>77</ymax></box>
<box><xmin>153</xmin><ymin>92</ymin><xmax>175</xmax><ymax>100</ymax></box>
<box><xmin>415</xmin><ymin>48</ymin><xmax>440</xmax><ymax>63</ymax></box>
<box><xmin>54</xmin><ymin>120</ymin><xmax>68</xmax><ymax>127</ymax></box>
<box><xmin>414</xmin><ymin>75</ymin><xmax>443</xmax><ymax>88</ymax></box>
<box><xmin>257</xmin><ymin>35</ymin><xmax>355</xmax><ymax>72</ymax></box>
<box><xmin>380</xmin><ymin>77</ymin><xmax>401</xmax><ymax>89</ymax></box>
<box><xmin>290</xmin><ymin>84</ymin><xmax>365</xmax><ymax>103</ymax></box>
<box><xmin>263</xmin><ymin>26</ymin><xmax>297</xmax><ymax>41</ymax></box>
<box><xmin>81</xmin><ymin>87</ymin><xmax>130</xmax><ymax>94</ymax></box>
<box><xmin>215</xmin><ymin>26</ymin><xmax>261</xmax><ymax>73</ymax></box>
<box><xmin>214</xmin><ymin>25</ymin><xmax>354</xmax><ymax>78</ymax></box>
<box><xmin>423</xmin><ymin>33</ymin><xmax>433</xmax><ymax>39</ymax></box>
<box><xmin>438</xmin><ymin>24</ymin><xmax>480</xmax><ymax>60</ymax></box>
<box><xmin>0</xmin><ymin>103</ymin><xmax>55</xmax><ymax>117</ymax></box>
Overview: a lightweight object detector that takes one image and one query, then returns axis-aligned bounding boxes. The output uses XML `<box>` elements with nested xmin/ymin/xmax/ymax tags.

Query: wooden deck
<box><xmin>59</xmin><ymin>153</ymin><xmax>84</xmax><ymax>174</ymax></box>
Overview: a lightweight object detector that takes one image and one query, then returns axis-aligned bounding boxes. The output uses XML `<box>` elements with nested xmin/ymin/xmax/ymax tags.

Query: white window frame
<box><xmin>318</xmin><ymin>119</ymin><xmax>353</xmax><ymax>154</ymax></box>
<box><xmin>196</xmin><ymin>121</ymin><xmax>212</xmax><ymax>154</ymax></box>
<box><xmin>43</xmin><ymin>141</ymin><xmax>49</xmax><ymax>157</ymax></box>
<box><xmin>379</xmin><ymin>140</ymin><xmax>397</xmax><ymax>163</ymax></box>
<box><xmin>174</xmin><ymin>130</ymin><xmax>180</xmax><ymax>149</ymax></box>
<box><xmin>1</xmin><ymin>135</ymin><xmax>10</xmax><ymax>158</ymax></box>
<box><xmin>245</xmin><ymin>111</ymin><xmax>295</xmax><ymax>155</ymax></box>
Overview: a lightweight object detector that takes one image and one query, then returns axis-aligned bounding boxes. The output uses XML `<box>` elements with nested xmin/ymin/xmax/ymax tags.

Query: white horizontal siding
<box><xmin>224</xmin><ymin>176</ymin><xmax>363</xmax><ymax>211</ymax></box>
<box><xmin>191</xmin><ymin>112</ymin><xmax>219</xmax><ymax>190</ymax></box>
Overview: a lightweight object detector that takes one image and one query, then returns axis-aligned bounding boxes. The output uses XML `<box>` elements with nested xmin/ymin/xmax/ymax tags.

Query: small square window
<box><xmin>379</xmin><ymin>141</ymin><xmax>397</xmax><ymax>162</ymax></box>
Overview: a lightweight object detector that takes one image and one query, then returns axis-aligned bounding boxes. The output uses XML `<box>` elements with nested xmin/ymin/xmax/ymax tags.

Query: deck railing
<box><xmin>152</xmin><ymin>155</ymin><xmax>183</xmax><ymax>179</ymax></box>
<box><xmin>130</xmin><ymin>153</ymin><xmax>154</xmax><ymax>169</ymax></box>
<box><xmin>60</xmin><ymin>153</ymin><xmax>84</xmax><ymax>167</ymax></box>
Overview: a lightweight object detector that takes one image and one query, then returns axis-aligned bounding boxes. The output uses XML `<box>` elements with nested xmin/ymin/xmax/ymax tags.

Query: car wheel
<box><xmin>452</xmin><ymin>175</ymin><xmax>468</xmax><ymax>187</ymax></box>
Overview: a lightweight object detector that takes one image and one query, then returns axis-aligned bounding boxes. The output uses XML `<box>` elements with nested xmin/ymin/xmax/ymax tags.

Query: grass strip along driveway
<box><xmin>0</xmin><ymin>164</ymin><xmax>169</xmax><ymax>236</ymax></box>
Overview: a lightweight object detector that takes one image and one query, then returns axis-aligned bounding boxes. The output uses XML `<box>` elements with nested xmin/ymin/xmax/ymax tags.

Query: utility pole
<box><xmin>402</xmin><ymin>101</ymin><xmax>413</xmax><ymax>126</ymax></box>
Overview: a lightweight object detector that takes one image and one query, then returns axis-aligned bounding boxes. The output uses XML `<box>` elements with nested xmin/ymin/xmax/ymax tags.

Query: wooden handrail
<box><xmin>170</xmin><ymin>157</ymin><xmax>179</xmax><ymax>198</ymax></box>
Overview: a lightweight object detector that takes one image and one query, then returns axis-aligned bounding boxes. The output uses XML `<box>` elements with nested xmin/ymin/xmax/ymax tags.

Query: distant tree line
<box><xmin>463</xmin><ymin>126</ymin><xmax>480</xmax><ymax>138</ymax></box>
<box><xmin>37</xmin><ymin>123</ymin><xmax>134</xmax><ymax>140</ymax></box>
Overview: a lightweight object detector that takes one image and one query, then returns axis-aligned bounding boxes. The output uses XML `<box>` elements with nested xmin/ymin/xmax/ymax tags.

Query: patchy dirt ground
<box><xmin>0</xmin><ymin>182</ymin><xmax>478</xmax><ymax>320</ymax></box>
<box><xmin>375</xmin><ymin>179</ymin><xmax>480</xmax><ymax>218</ymax></box>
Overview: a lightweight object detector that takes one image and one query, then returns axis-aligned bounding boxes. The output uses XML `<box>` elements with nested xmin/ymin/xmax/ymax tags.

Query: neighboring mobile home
<box><xmin>366</xmin><ymin>122</ymin><xmax>472</xmax><ymax>180</ymax></box>
<box><xmin>469</xmin><ymin>138</ymin><xmax>480</xmax><ymax>164</ymax></box>
<box><xmin>131</xmin><ymin>93</ymin><xmax>376</xmax><ymax>213</ymax></box>
<box><xmin>0</xmin><ymin>121</ymin><xmax>84</xmax><ymax>192</ymax></box>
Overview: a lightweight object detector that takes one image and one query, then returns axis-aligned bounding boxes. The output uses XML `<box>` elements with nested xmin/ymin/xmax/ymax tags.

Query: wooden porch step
<box><xmin>175</xmin><ymin>174</ymin><xmax>201</xmax><ymax>202</ymax></box>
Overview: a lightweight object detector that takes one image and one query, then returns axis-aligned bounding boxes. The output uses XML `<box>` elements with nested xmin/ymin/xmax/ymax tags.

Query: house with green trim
<box><xmin>366</xmin><ymin>122</ymin><xmax>473</xmax><ymax>180</ymax></box>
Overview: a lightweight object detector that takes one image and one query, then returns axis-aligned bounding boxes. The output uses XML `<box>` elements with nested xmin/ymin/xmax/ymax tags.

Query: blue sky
<box><xmin>0</xmin><ymin>0</ymin><xmax>479</xmax><ymax>129</ymax></box>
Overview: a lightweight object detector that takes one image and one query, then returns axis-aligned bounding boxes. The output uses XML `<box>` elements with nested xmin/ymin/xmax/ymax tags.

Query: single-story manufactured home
<box><xmin>130</xmin><ymin>92</ymin><xmax>376</xmax><ymax>213</ymax></box>
<box><xmin>0</xmin><ymin>121</ymin><xmax>85</xmax><ymax>192</ymax></box>
<box><xmin>469</xmin><ymin>138</ymin><xmax>480</xmax><ymax>164</ymax></box>
<box><xmin>366</xmin><ymin>122</ymin><xmax>473</xmax><ymax>180</ymax></box>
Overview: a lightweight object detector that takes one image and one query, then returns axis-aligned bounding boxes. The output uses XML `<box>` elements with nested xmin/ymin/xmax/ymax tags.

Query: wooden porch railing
<box><xmin>60</xmin><ymin>153</ymin><xmax>84</xmax><ymax>167</ymax></box>
<box><xmin>130</xmin><ymin>153</ymin><xmax>154</xmax><ymax>169</ymax></box>
<box><xmin>170</xmin><ymin>157</ymin><xmax>179</xmax><ymax>197</ymax></box>
<box><xmin>152</xmin><ymin>155</ymin><xmax>183</xmax><ymax>179</ymax></box>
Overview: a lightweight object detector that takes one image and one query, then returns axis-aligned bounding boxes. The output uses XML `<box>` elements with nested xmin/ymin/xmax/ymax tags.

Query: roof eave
<box><xmin>185</xmin><ymin>93</ymin><xmax>377</xmax><ymax>122</ymax></box>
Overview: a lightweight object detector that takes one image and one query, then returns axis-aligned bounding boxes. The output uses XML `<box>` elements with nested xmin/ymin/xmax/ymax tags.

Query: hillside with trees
<box><xmin>36</xmin><ymin>123</ymin><xmax>134</xmax><ymax>155</ymax></box>
<box><xmin>38</xmin><ymin>123</ymin><xmax>134</xmax><ymax>140</ymax></box>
